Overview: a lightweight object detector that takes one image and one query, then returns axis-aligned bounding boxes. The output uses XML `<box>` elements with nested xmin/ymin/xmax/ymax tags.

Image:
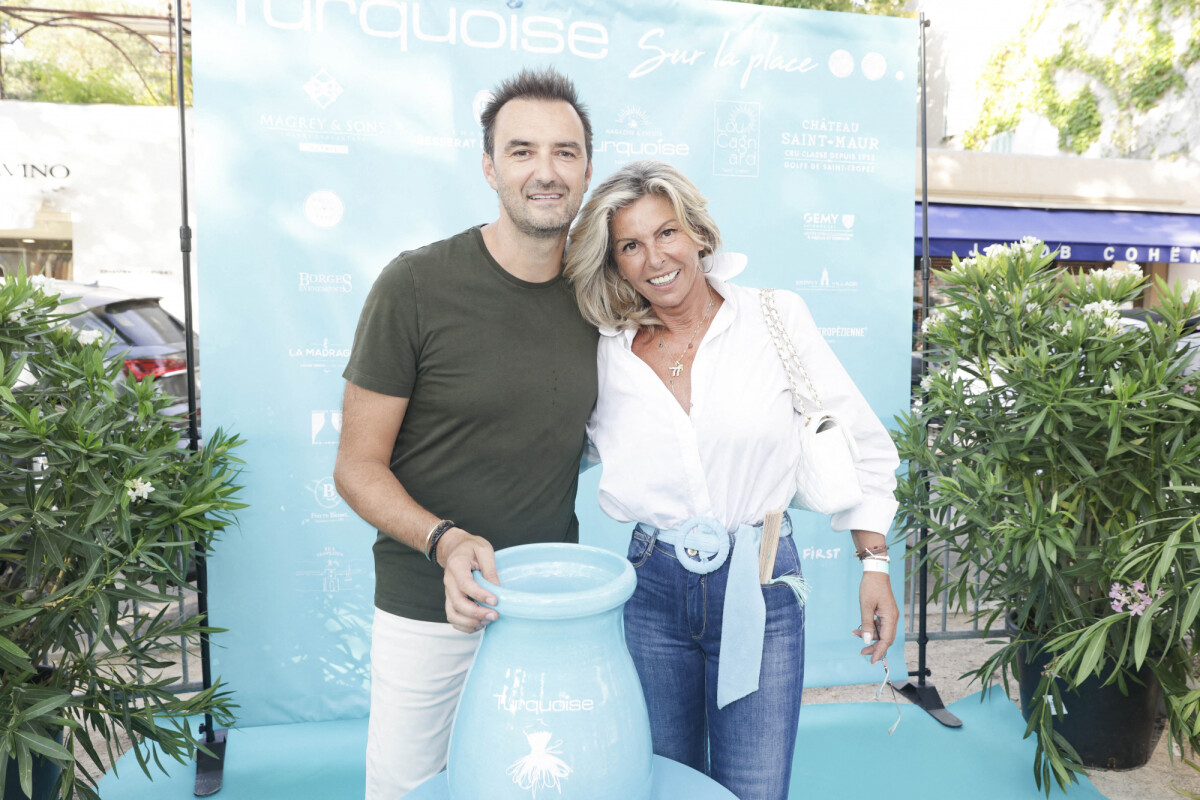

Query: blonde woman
<box><xmin>565</xmin><ymin>160</ymin><xmax>900</xmax><ymax>800</ymax></box>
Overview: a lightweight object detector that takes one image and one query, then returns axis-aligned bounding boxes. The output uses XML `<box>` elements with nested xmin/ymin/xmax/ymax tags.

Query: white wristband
<box><xmin>862</xmin><ymin>559</ymin><xmax>889</xmax><ymax>575</ymax></box>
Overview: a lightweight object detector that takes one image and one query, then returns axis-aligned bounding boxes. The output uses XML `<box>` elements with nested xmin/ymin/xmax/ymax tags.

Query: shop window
<box><xmin>0</xmin><ymin>238</ymin><xmax>73</xmax><ymax>280</ymax></box>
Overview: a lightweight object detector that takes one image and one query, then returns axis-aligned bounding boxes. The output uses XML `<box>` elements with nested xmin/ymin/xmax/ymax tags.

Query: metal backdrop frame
<box><xmin>168</xmin><ymin>1</ymin><xmax>228</xmax><ymax>794</ymax></box>
<box><xmin>890</xmin><ymin>12</ymin><xmax>963</xmax><ymax>729</ymax></box>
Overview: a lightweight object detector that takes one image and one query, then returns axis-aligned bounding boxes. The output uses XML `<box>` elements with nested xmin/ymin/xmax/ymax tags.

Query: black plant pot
<box><xmin>2</xmin><ymin>750</ymin><xmax>60</xmax><ymax>800</ymax></box>
<box><xmin>2</xmin><ymin>665</ymin><xmax>63</xmax><ymax>800</ymax></box>
<box><xmin>1014</xmin><ymin>641</ymin><xmax>1162</xmax><ymax>770</ymax></box>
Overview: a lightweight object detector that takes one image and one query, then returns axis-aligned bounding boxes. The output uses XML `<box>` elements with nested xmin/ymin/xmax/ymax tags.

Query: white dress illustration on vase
<box><xmin>505</xmin><ymin>729</ymin><xmax>572</xmax><ymax>798</ymax></box>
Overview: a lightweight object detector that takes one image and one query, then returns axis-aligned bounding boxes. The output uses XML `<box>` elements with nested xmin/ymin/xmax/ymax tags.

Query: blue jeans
<box><xmin>623</xmin><ymin>525</ymin><xmax>805</xmax><ymax>800</ymax></box>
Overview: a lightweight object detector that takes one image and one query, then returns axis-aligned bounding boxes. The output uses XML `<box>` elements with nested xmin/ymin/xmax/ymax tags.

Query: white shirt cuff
<box><xmin>829</xmin><ymin>495</ymin><xmax>899</xmax><ymax>535</ymax></box>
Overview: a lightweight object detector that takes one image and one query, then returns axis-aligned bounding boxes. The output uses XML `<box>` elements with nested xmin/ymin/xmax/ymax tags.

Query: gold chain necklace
<box><xmin>656</xmin><ymin>289</ymin><xmax>715</xmax><ymax>391</ymax></box>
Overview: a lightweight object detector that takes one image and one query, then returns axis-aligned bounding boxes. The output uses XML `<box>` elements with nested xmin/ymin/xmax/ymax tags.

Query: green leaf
<box><xmin>1106</xmin><ymin>420</ymin><xmax>1122</xmax><ymax>460</ymax></box>
<box><xmin>1180</xmin><ymin>585</ymin><xmax>1200</xmax><ymax>634</ymax></box>
<box><xmin>1025</xmin><ymin>406</ymin><xmax>1050</xmax><ymax>446</ymax></box>
<box><xmin>1133</xmin><ymin>606</ymin><xmax>1156</xmax><ymax>669</ymax></box>
<box><xmin>0</xmin><ymin>606</ymin><xmax>43</xmax><ymax>628</ymax></box>
<box><xmin>15</xmin><ymin>694</ymin><xmax>72</xmax><ymax>724</ymax></box>
<box><xmin>1164</xmin><ymin>396</ymin><xmax>1200</xmax><ymax>411</ymax></box>
<box><xmin>16</xmin><ymin>740</ymin><xmax>32</xmax><ymax>798</ymax></box>
<box><xmin>0</xmin><ymin>634</ymin><xmax>31</xmax><ymax>660</ymax></box>
<box><xmin>1074</xmin><ymin>625</ymin><xmax>1109</xmax><ymax>684</ymax></box>
<box><xmin>85</xmin><ymin>491</ymin><xmax>118</xmax><ymax>528</ymax></box>
<box><xmin>175</xmin><ymin>503</ymin><xmax>217</xmax><ymax>519</ymax></box>
<box><xmin>14</xmin><ymin>730</ymin><xmax>72</xmax><ymax>761</ymax></box>
<box><xmin>1060</xmin><ymin>440</ymin><xmax>1095</xmax><ymax>474</ymax></box>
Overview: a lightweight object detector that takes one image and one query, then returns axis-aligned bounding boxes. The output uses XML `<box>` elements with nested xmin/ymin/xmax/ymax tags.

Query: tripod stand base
<box><xmin>892</xmin><ymin>681</ymin><xmax>963</xmax><ymax>728</ymax></box>
<box><xmin>194</xmin><ymin>727</ymin><xmax>228</xmax><ymax>797</ymax></box>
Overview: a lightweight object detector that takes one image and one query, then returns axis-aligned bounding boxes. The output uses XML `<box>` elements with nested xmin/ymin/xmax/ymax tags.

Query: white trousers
<box><xmin>365</xmin><ymin>608</ymin><xmax>481</xmax><ymax>800</ymax></box>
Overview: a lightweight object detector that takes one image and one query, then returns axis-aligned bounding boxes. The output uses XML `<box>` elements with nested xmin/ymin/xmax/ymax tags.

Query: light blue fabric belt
<box><xmin>634</xmin><ymin>514</ymin><xmax>805</xmax><ymax>709</ymax></box>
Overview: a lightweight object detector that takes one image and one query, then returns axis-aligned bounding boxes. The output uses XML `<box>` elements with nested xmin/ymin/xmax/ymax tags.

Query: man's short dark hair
<box><xmin>481</xmin><ymin>67</ymin><xmax>593</xmax><ymax>162</ymax></box>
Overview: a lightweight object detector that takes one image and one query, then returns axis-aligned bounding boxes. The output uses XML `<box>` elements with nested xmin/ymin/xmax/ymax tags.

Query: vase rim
<box><xmin>473</xmin><ymin>543</ymin><xmax>636</xmax><ymax>620</ymax></box>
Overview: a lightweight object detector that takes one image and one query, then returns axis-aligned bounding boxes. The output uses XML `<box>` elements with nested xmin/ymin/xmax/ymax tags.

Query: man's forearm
<box><xmin>334</xmin><ymin>460</ymin><xmax>442</xmax><ymax>555</ymax></box>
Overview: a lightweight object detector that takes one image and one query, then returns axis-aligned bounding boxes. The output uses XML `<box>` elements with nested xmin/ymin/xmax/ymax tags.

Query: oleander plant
<box><xmin>893</xmin><ymin>239</ymin><xmax>1200</xmax><ymax>793</ymax></box>
<box><xmin>0</xmin><ymin>268</ymin><xmax>245</xmax><ymax>799</ymax></box>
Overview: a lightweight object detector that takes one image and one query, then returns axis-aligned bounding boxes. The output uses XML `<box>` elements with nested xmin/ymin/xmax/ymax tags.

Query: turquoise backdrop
<box><xmin>192</xmin><ymin>0</ymin><xmax>917</xmax><ymax>727</ymax></box>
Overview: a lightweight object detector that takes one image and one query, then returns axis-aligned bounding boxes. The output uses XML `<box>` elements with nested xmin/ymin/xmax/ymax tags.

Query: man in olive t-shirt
<box><xmin>333</xmin><ymin>68</ymin><xmax>596</xmax><ymax>799</ymax></box>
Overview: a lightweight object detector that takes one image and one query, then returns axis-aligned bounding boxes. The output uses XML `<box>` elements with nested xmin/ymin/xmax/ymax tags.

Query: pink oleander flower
<box><xmin>1109</xmin><ymin>581</ymin><xmax>1160</xmax><ymax>616</ymax></box>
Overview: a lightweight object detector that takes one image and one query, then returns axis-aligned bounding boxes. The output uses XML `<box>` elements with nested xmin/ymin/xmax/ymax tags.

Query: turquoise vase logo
<box><xmin>506</xmin><ymin>729</ymin><xmax>571</xmax><ymax>795</ymax></box>
<box><xmin>447</xmin><ymin>543</ymin><xmax>653</xmax><ymax>800</ymax></box>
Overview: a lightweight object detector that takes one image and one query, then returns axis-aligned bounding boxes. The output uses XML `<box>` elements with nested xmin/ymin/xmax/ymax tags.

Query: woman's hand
<box><xmin>852</xmin><ymin>572</ymin><xmax>898</xmax><ymax>665</ymax></box>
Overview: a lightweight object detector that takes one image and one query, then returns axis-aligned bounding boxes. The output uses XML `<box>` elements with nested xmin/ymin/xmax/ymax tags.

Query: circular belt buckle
<box><xmin>674</xmin><ymin>517</ymin><xmax>730</xmax><ymax>575</ymax></box>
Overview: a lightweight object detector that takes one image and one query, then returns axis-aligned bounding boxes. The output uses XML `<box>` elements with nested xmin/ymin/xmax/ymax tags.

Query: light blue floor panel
<box><xmin>790</xmin><ymin>689</ymin><xmax>1106</xmax><ymax>799</ymax></box>
<box><xmin>98</xmin><ymin>691</ymin><xmax>1107</xmax><ymax>799</ymax></box>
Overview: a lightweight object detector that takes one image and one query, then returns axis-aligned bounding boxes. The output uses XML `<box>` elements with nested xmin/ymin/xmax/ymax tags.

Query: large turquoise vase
<box><xmin>446</xmin><ymin>543</ymin><xmax>653</xmax><ymax>800</ymax></box>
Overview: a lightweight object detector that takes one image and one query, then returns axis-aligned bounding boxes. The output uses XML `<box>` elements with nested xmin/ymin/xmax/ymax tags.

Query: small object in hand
<box><xmin>861</xmin><ymin>618</ymin><xmax>880</xmax><ymax>661</ymax></box>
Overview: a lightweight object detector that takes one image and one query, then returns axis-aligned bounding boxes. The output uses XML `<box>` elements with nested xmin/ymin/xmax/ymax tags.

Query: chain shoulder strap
<box><xmin>759</xmin><ymin>288</ymin><xmax>825</xmax><ymax>416</ymax></box>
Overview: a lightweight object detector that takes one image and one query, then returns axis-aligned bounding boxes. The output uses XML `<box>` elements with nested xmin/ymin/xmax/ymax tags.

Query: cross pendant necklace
<box><xmin>657</xmin><ymin>289</ymin><xmax>716</xmax><ymax>394</ymax></box>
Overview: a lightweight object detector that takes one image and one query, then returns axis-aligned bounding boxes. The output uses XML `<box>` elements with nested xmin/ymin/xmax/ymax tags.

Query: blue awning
<box><xmin>915</xmin><ymin>203</ymin><xmax>1200</xmax><ymax>263</ymax></box>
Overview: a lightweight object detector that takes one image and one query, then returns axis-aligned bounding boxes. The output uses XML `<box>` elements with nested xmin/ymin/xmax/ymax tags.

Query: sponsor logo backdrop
<box><xmin>194</xmin><ymin>0</ymin><xmax>916</xmax><ymax>726</ymax></box>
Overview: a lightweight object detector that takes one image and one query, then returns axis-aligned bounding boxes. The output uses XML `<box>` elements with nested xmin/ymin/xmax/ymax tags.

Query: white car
<box><xmin>1118</xmin><ymin>309</ymin><xmax>1200</xmax><ymax>376</ymax></box>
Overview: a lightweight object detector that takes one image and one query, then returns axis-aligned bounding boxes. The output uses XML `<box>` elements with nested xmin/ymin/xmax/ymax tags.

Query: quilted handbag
<box><xmin>760</xmin><ymin>288</ymin><xmax>864</xmax><ymax>515</ymax></box>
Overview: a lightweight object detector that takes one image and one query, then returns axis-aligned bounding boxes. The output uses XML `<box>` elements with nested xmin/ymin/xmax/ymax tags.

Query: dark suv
<box><xmin>43</xmin><ymin>280</ymin><xmax>199</xmax><ymax>421</ymax></box>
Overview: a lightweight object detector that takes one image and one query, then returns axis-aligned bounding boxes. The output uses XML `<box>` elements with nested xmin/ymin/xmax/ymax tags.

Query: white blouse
<box><xmin>586</xmin><ymin>254</ymin><xmax>900</xmax><ymax>535</ymax></box>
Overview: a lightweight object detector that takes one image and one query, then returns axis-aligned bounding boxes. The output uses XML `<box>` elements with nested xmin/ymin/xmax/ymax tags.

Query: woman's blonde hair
<box><xmin>565</xmin><ymin>160</ymin><xmax>721</xmax><ymax>331</ymax></box>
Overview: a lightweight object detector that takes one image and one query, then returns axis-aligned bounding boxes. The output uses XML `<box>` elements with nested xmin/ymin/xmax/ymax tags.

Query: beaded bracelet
<box><xmin>856</xmin><ymin>544</ymin><xmax>889</xmax><ymax>560</ymax></box>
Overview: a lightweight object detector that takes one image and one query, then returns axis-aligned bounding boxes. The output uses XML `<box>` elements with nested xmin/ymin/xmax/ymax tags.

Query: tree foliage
<box><xmin>962</xmin><ymin>0</ymin><xmax>1200</xmax><ymax>157</ymax></box>
<box><xmin>1</xmin><ymin>0</ymin><xmax>188</xmax><ymax>106</ymax></box>
<box><xmin>4</xmin><ymin>61</ymin><xmax>139</xmax><ymax>105</ymax></box>
<box><xmin>728</xmin><ymin>0</ymin><xmax>914</xmax><ymax>16</ymax></box>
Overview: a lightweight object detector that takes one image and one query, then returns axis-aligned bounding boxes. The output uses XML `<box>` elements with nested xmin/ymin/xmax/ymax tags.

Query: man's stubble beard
<box><xmin>497</xmin><ymin>180</ymin><xmax>583</xmax><ymax>240</ymax></box>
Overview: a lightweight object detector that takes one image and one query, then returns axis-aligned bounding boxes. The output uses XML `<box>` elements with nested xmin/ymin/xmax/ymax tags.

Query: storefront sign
<box><xmin>0</xmin><ymin>163</ymin><xmax>71</xmax><ymax>179</ymax></box>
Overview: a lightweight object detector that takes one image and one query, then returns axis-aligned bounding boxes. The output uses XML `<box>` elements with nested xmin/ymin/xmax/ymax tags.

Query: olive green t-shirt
<box><xmin>343</xmin><ymin>226</ymin><xmax>599</xmax><ymax>622</ymax></box>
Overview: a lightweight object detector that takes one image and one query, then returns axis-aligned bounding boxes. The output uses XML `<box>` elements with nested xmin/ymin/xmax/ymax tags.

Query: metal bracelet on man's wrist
<box><xmin>426</xmin><ymin>519</ymin><xmax>456</xmax><ymax>566</ymax></box>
